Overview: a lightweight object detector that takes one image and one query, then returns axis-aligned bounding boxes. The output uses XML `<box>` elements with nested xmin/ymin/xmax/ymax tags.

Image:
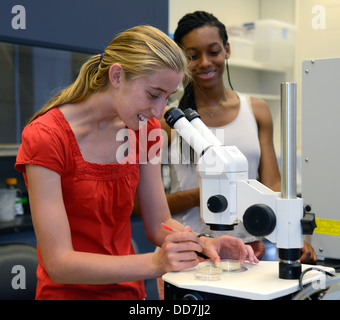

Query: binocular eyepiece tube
<box><xmin>164</xmin><ymin>107</ymin><xmax>213</xmax><ymax>156</ymax></box>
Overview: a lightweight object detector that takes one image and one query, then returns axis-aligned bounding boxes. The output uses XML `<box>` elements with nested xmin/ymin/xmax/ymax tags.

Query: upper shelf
<box><xmin>228</xmin><ymin>58</ymin><xmax>289</xmax><ymax>73</ymax></box>
<box><xmin>0</xmin><ymin>144</ymin><xmax>19</xmax><ymax>157</ymax></box>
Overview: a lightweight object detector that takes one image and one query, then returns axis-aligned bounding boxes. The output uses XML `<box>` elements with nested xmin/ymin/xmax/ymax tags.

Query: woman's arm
<box><xmin>133</xmin><ymin>119</ymin><xmax>200</xmax><ymax>217</ymax></box>
<box><xmin>134</xmin><ymin>187</ymin><xmax>199</xmax><ymax>217</ymax></box>
<box><xmin>136</xmin><ymin>161</ymin><xmax>186</xmax><ymax>245</ymax></box>
<box><xmin>161</xmin><ymin>118</ymin><xmax>200</xmax><ymax>215</ymax></box>
<box><xmin>166</xmin><ymin>188</ymin><xmax>200</xmax><ymax>214</ymax></box>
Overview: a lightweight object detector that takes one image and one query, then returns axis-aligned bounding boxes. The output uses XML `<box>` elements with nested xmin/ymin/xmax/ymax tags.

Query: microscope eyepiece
<box><xmin>184</xmin><ymin>108</ymin><xmax>200</xmax><ymax>122</ymax></box>
<box><xmin>164</xmin><ymin>107</ymin><xmax>185</xmax><ymax>128</ymax></box>
<box><xmin>164</xmin><ymin>107</ymin><xmax>212</xmax><ymax>156</ymax></box>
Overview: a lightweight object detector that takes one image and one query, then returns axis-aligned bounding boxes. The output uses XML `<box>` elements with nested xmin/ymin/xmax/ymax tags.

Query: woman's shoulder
<box><xmin>23</xmin><ymin>108</ymin><xmax>67</xmax><ymax>140</ymax></box>
<box><xmin>248</xmin><ymin>96</ymin><xmax>271</xmax><ymax>120</ymax></box>
<box><xmin>247</xmin><ymin>96</ymin><xmax>273</xmax><ymax>130</ymax></box>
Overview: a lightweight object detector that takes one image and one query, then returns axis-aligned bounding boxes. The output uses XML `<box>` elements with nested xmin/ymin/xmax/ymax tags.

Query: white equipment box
<box><xmin>302</xmin><ymin>57</ymin><xmax>340</xmax><ymax>260</ymax></box>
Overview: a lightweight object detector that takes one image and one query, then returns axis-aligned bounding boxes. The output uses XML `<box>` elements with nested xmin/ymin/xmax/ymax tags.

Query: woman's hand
<box><xmin>200</xmin><ymin>235</ymin><xmax>260</xmax><ymax>266</ymax></box>
<box><xmin>153</xmin><ymin>227</ymin><xmax>259</xmax><ymax>277</ymax></box>
<box><xmin>299</xmin><ymin>241</ymin><xmax>317</xmax><ymax>264</ymax></box>
<box><xmin>154</xmin><ymin>226</ymin><xmax>202</xmax><ymax>274</ymax></box>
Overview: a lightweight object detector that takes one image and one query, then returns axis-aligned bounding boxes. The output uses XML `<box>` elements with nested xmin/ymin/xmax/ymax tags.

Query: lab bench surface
<box><xmin>0</xmin><ymin>215</ymin><xmax>33</xmax><ymax>235</ymax></box>
<box><xmin>163</xmin><ymin>260</ymin><xmax>337</xmax><ymax>300</ymax></box>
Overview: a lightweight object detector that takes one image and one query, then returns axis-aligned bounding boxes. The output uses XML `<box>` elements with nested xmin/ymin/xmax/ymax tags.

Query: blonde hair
<box><xmin>28</xmin><ymin>25</ymin><xmax>190</xmax><ymax>123</ymax></box>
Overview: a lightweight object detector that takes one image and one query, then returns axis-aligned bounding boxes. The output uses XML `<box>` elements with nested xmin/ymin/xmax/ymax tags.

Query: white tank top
<box><xmin>168</xmin><ymin>93</ymin><xmax>261</xmax><ymax>242</ymax></box>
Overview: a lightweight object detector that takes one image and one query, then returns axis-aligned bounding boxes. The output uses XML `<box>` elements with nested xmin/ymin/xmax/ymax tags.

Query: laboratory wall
<box><xmin>169</xmin><ymin>0</ymin><xmax>295</xmax><ymax>33</ymax></box>
<box><xmin>169</xmin><ymin>0</ymin><xmax>260</xmax><ymax>34</ymax></box>
<box><xmin>295</xmin><ymin>0</ymin><xmax>340</xmax><ymax>143</ymax></box>
<box><xmin>296</xmin><ymin>0</ymin><xmax>340</xmax><ymax>62</ymax></box>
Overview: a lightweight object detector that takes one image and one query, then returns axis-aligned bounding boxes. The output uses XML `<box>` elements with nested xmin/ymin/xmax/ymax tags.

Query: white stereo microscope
<box><xmin>164</xmin><ymin>83</ymin><xmax>315</xmax><ymax>280</ymax></box>
<box><xmin>162</xmin><ymin>83</ymin><xmax>326</xmax><ymax>299</ymax></box>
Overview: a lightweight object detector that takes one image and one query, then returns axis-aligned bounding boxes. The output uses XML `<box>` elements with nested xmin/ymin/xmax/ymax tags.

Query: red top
<box><xmin>15</xmin><ymin>108</ymin><xmax>163</xmax><ymax>300</ymax></box>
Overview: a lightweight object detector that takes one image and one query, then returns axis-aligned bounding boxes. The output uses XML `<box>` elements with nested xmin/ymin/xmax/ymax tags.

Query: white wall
<box><xmin>295</xmin><ymin>0</ymin><xmax>340</xmax><ymax>146</ymax></box>
<box><xmin>295</xmin><ymin>0</ymin><xmax>340</xmax><ymax>85</ymax></box>
<box><xmin>260</xmin><ymin>0</ymin><xmax>295</xmax><ymax>24</ymax></box>
<box><xmin>169</xmin><ymin>0</ymin><xmax>261</xmax><ymax>35</ymax></box>
<box><xmin>296</xmin><ymin>0</ymin><xmax>340</xmax><ymax>62</ymax></box>
<box><xmin>169</xmin><ymin>0</ymin><xmax>295</xmax><ymax>34</ymax></box>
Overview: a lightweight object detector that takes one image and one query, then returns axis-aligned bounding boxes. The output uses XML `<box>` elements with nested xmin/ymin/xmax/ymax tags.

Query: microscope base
<box><xmin>162</xmin><ymin>261</ymin><xmax>334</xmax><ymax>300</ymax></box>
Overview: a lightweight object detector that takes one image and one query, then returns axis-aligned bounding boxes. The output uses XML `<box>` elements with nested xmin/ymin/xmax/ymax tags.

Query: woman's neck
<box><xmin>194</xmin><ymin>83</ymin><xmax>227</xmax><ymax>109</ymax></box>
<box><xmin>194</xmin><ymin>84</ymin><xmax>226</xmax><ymax>108</ymax></box>
<box><xmin>62</xmin><ymin>91</ymin><xmax>119</xmax><ymax>128</ymax></box>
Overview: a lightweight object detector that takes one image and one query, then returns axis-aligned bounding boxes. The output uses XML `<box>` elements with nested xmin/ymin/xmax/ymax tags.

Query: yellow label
<box><xmin>315</xmin><ymin>218</ymin><xmax>340</xmax><ymax>236</ymax></box>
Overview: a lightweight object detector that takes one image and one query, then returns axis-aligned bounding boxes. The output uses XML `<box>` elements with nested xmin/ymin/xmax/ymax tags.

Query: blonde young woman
<box><xmin>15</xmin><ymin>25</ymin><xmax>258</xmax><ymax>300</ymax></box>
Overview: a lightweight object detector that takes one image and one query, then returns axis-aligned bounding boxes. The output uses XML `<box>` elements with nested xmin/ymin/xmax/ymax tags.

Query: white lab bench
<box><xmin>163</xmin><ymin>260</ymin><xmax>335</xmax><ymax>300</ymax></box>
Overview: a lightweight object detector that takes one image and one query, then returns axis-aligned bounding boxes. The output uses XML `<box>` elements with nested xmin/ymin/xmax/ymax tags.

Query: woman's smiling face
<box><xmin>181</xmin><ymin>25</ymin><xmax>230</xmax><ymax>90</ymax></box>
<box><xmin>115</xmin><ymin>67</ymin><xmax>183</xmax><ymax>130</ymax></box>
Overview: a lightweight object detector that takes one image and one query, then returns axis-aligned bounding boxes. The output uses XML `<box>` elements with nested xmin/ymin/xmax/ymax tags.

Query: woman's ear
<box><xmin>109</xmin><ymin>63</ymin><xmax>124</xmax><ymax>88</ymax></box>
<box><xmin>225</xmin><ymin>42</ymin><xmax>231</xmax><ymax>60</ymax></box>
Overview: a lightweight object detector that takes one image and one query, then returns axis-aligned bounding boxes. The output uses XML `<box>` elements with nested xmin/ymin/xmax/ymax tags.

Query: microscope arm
<box><xmin>197</xmin><ymin>147</ymin><xmax>304</xmax><ymax>250</ymax></box>
<box><xmin>236</xmin><ymin>180</ymin><xmax>304</xmax><ymax>250</ymax></box>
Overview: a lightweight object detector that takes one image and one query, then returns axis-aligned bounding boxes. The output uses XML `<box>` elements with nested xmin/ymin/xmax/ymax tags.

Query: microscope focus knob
<box><xmin>207</xmin><ymin>195</ymin><xmax>228</xmax><ymax>213</ymax></box>
<box><xmin>243</xmin><ymin>204</ymin><xmax>276</xmax><ymax>237</ymax></box>
<box><xmin>301</xmin><ymin>212</ymin><xmax>317</xmax><ymax>235</ymax></box>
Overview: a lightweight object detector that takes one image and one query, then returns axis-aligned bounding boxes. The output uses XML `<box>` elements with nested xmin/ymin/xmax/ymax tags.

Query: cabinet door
<box><xmin>0</xmin><ymin>43</ymin><xmax>88</xmax><ymax>155</ymax></box>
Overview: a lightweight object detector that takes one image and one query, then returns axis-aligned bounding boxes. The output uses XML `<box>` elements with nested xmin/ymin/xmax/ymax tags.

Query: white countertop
<box><xmin>162</xmin><ymin>260</ymin><xmax>335</xmax><ymax>300</ymax></box>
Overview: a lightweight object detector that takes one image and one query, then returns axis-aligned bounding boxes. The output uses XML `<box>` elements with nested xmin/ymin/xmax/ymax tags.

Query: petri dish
<box><xmin>195</xmin><ymin>261</ymin><xmax>223</xmax><ymax>281</ymax></box>
<box><xmin>219</xmin><ymin>259</ymin><xmax>247</xmax><ymax>273</ymax></box>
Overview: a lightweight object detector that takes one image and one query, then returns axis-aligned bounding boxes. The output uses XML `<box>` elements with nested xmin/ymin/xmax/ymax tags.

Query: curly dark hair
<box><xmin>174</xmin><ymin>11</ymin><xmax>229</xmax><ymax>46</ymax></box>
